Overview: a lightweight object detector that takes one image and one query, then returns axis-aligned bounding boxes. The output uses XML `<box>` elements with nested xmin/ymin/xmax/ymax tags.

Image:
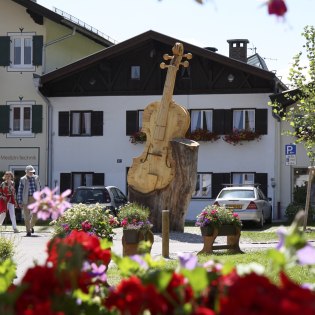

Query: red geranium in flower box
<box><xmin>223</xmin><ymin>129</ymin><xmax>262</xmax><ymax>145</ymax></box>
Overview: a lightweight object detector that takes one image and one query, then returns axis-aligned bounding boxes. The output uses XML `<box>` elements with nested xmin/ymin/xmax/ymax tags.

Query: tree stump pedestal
<box><xmin>198</xmin><ymin>225</ymin><xmax>243</xmax><ymax>255</ymax></box>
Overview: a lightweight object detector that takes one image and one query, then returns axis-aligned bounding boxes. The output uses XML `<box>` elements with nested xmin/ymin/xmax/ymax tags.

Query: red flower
<box><xmin>105</xmin><ymin>276</ymin><xmax>167</xmax><ymax>315</ymax></box>
<box><xmin>268</xmin><ymin>0</ymin><xmax>287</xmax><ymax>16</ymax></box>
<box><xmin>81</xmin><ymin>220</ymin><xmax>92</xmax><ymax>231</ymax></box>
<box><xmin>219</xmin><ymin>272</ymin><xmax>315</xmax><ymax>315</ymax></box>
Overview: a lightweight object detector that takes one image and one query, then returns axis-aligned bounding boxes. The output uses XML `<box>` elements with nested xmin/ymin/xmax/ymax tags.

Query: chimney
<box><xmin>204</xmin><ymin>47</ymin><xmax>218</xmax><ymax>53</ymax></box>
<box><xmin>227</xmin><ymin>39</ymin><xmax>249</xmax><ymax>62</ymax></box>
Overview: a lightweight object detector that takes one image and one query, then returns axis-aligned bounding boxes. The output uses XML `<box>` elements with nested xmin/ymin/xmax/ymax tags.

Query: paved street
<box><xmin>1</xmin><ymin>226</ymin><xmax>279</xmax><ymax>284</ymax></box>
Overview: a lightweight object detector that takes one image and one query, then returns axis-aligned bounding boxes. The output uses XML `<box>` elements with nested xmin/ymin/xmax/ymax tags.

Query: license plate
<box><xmin>225</xmin><ymin>204</ymin><xmax>242</xmax><ymax>210</ymax></box>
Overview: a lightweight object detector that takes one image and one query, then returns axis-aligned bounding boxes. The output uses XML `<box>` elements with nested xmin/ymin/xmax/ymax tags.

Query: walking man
<box><xmin>17</xmin><ymin>165</ymin><xmax>41</xmax><ymax>237</ymax></box>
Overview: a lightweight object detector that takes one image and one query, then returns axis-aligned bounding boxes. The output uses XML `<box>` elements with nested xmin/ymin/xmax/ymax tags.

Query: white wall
<box><xmin>50</xmin><ymin>92</ymin><xmax>278</xmax><ymax>220</ymax></box>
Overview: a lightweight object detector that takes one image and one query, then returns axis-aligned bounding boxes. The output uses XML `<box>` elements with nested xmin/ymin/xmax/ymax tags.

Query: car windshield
<box><xmin>71</xmin><ymin>189</ymin><xmax>110</xmax><ymax>203</ymax></box>
<box><xmin>218</xmin><ymin>190</ymin><xmax>255</xmax><ymax>199</ymax></box>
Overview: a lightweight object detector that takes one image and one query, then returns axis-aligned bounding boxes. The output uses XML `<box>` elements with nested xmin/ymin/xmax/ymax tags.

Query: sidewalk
<box><xmin>1</xmin><ymin>226</ymin><xmax>279</xmax><ymax>284</ymax></box>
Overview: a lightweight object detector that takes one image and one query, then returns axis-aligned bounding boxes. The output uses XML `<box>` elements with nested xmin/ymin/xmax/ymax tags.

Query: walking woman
<box><xmin>0</xmin><ymin>171</ymin><xmax>19</xmax><ymax>233</ymax></box>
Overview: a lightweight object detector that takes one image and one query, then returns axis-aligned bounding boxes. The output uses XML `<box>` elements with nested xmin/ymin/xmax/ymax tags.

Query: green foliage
<box><xmin>285</xmin><ymin>184</ymin><xmax>315</xmax><ymax>223</ymax></box>
<box><xmin>50</xmin><ymin>203</ymin><xmax>119</xmax><ymax>240</ymax></box>
<box><xmin>285</xmin><ymin>203</ymin><xmax>315</xmax><ymax>223</ymax></box>
<box><xmin>0</xmin><ymin>236</ymin><xmax>14</xmax><ymax>263</ymax></box>
<box><xmin>270</xmin><ymin>25</ymin><xmax>315</xmax><ymax>163</ymax></box>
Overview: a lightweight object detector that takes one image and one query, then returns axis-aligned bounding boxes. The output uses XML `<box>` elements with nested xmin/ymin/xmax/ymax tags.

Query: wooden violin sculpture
<box><xmin>128</xmin><ymin>43</ymin><xmax>192</xmax><ymax>194</ymax></box>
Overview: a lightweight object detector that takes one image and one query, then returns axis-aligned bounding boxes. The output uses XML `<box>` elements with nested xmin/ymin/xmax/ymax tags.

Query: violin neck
<box><xmin>154</xmin><ymin>65</ymin><xmax>178</xmax><ymax>141</ymax></box>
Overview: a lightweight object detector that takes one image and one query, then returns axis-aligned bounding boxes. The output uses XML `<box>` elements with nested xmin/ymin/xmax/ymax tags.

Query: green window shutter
<box><xmin>33</xmin><ymin>35</ymin><xmax>43</xmax><ymax>66</ymax></box>
<box><xmin>91</xmin><ymin>111</ymin><xmax>103</xmax><ymax>136</ymax></box>
<box><xmin>60</xmin><ymin>173</ymin><xmax>71</xmax><ymax>193</ymax></box>
<box><xmin>93</xmin><ymin>173</ymin><xmax>105</xmax><ymax>185</ymax></box>
<box><xmin>255</xmin><ymin>109</ymin><xmax>268</xmax><ymax>135</ymax></box>
<box><xmin>0</xmin><ymin>106</ymin><xmax>10</xmax><ymax>133</ymax></box>
<box><xmin>32</xmin><ymin>105</ymin><xmax>43</xmax><ymax>133</ymax></box>
<box><xmin>0</xmin><ymin>36</ymin><xmax>10</xmax><ymax>66</ymax></box>
<box><xmin>58</xmin><ymin>112</ymin><xmax>69</xmax><ymax>136</ymax></box>
<box><xmin>126</xmin><ymin>111</ymin><xmax>138</xmax><ymax>135</ymax></box>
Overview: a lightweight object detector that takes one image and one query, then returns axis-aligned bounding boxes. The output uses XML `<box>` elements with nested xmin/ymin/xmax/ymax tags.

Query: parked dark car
<box><xmin>70</xmin><ymin>186</ymin><xmax>128</xmax><ymax>216</ymax></box>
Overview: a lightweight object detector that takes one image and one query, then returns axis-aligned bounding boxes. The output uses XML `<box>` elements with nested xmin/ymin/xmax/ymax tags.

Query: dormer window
<box><xmin>131</xmin><ymin>66</ymin><xmax>140</xmax><ymax>80</ymax></box>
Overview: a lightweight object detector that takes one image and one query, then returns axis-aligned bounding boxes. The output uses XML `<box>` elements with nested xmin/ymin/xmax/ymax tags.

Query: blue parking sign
<box><xmin>285</xmin><ymin>144</ymin><xmax>296</xmax><ymax>155</ymax></box>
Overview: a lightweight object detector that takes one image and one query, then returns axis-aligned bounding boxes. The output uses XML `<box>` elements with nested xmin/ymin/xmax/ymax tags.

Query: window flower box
<box><xmin>129</xmin><ymin>131</ymin><xmax>147</xmax><ymax>144</ymax></box>
<box><xmin>185</xmin><ymin>128</ymin><xmax>220</xmax><ymax>142</ymax></box>
<box><xmin>223</xmin><ymin>129</ymin><xmax>262</xmax><ymax>145</ymax></box>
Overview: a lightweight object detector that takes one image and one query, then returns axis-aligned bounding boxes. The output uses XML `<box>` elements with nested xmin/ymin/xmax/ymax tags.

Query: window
<box><xmin>190</xmin><ymin>110</ymin><xmax>213</xmax><ymax>132</ymax></box>
<box><xmin>71</xmin><ymin>111</ymin><xmax>92</xmax><ymax>136</ymax></box>
<box><xmin>3</xmin><ymin>103</ymin><xmax>42</xmax><ymax>136</ymax></box>
<box><xmin>73</xmin><ymin>173</ymin><xmax>93</xmax><ymax>190</ymax></box>
<box><xmin>126</xmin><ymin>110</ymin><xmax>143</xmax><ymax>135</ymax></box>
<box><xmin>131</xmin><ymin>66</ymin><xmax>140</xmax><ymax>80</ymax></box>
<box><xmin>11</xmin><ymin>104</ymin><xmax>31</xmax><ymax>133</ymax></box>
<box><xmin>233</xmin><ymin>109</ymin><xmax>255</xmax><ymax>130</ymax></box>
<box><xmin>58</xmin><ymin>111</ymin><xmax>103</xmax><ymax>137</ymax></box>
<box><xmin>0</xmin><ymin>34</ymin><xmax>43</xmax><ymax>69</ymax></box>
<box><xmin>59</xmin><ymin>172</ymin><xmax>104</xmax><ymax>192</ymax></box>
<box><xmin>232</xmin><ymin>173</ymin><xmax>254</xmax><ymax>185</ymax></box>
<box><xmin>192</xmin><ymin>173</ymin><xmax>212</xmax><ymax>199</ymax></box>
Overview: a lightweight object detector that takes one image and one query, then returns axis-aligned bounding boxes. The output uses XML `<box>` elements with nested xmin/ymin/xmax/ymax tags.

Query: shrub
<box><xmin>285</xmin><ymin>203</ymin><xmax>315</xmax><ymax>224</ymax></box>
<box><xmin>50</xmin><ymin>203</ymin><xmax>119</xmax><ymax>240</ymax></box>
<box><xmin>0</xmin><ymin>236</ymin><xmax>14</xmax><ymax>263</ymax></box>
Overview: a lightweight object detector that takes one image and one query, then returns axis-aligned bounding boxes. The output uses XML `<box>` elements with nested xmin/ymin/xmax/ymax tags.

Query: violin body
<box><xmin>127</xmin><ymin>42</ymin><xmax>192</xmax><ymax>194</ymax></box>
<box><xmin>127</xmin><ymin>100</ymin><xmax>190</xmax><ymax>194</ymax></box>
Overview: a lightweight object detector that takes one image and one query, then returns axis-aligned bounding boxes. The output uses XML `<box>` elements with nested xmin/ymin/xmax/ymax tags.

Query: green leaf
<box><xmin>181</xmin><ymin>267</ymin><xmax>208</xmax><ymax>296</ymax></box>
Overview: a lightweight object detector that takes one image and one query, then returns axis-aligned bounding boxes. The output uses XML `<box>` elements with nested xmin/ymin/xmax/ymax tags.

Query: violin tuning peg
<box><xmin>160</xmin><ymin>62</ymin><xmax>168</xmax><ymax>69</ymax></box>
<box><xmin>180</xmin><ymin>60</ymin><xmax>189</xmax><ymax>68</ymax></box>
<box><xmin>180</xmin><ymin>61</ymin><xmax>189</xmax><ymax>68</ymax></box>
<box><xmin>163</xmin><ymin>54</ymin><xmax>173</xmax><ymax>61</ymax></box>
<box><xmin>183</xmin><ymin>53</ymin><xmax>192</xmax><ymax>60</ymax></box>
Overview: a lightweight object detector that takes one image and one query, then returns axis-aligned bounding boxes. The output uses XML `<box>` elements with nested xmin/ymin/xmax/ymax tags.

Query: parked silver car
<box><xmin>70</xmin><ymin>186</ymin><xmax>128</xmax><ymax>216</ymax></box>
<box><xmin>214</xmin><ymin>185</ymin><xmax>272</xmax><ymax>227</ymax></box>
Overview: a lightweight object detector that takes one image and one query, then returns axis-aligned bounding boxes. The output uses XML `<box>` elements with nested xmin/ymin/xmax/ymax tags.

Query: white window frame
<box><xmin>70</xmin><ymin>111</ymin><xmax>92</xmax><ymax>136</ymax></box>
<box><xmin>7</xmin><ymin>101</ymin><xmax>34</xmax><ymax>137</ymax></box>
<box><xmin>138</xmin><ymin>110</ymin><xmax>143</xmax><ymax>130</ymax></box>
<box><xmin>190</xmin><ymin>110</ymin><xmax>213</xmax><ymax>132</ymax></box>
<box><xmin>192</xmin><ymin>173</ymin><xmax>212</xmax><ymax>199</ymax></box>
<box><xmin>131</xmin><ymin>66</ymin><xmax>140</xmax><ymax>80</ymax></box>
<box><xmin>233</xmin><ymin>109</ymin><xmax>255</xmax><ymax>131</ymax></box>
<box><xmin>8</xmin><ymin>32</ymin><xmax>35</xmax><ymax>71</ymax></box>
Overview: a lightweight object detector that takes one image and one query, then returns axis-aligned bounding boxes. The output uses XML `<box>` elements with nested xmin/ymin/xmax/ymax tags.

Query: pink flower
<box><xmin>28</xmin><ymin>187</ymin><xmax>71</xmax><ymax>220</ymax></box>
<box><xmin>81</xmin><ymin>220</ymin><xmax>92</xmax><ymax>231</ymax></box>
<box><xmin>268</xmin><ymin>0</ymin><xmax>287</xmax><ymax>16</ymax></box>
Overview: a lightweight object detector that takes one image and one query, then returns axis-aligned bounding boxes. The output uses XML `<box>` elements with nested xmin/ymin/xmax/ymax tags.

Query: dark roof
<box><xmin>11</xmin><ymin>0</ymin><xmax>115</xmax><ymax>47</ymax></box>
<box><xmin>269</xmin><ymin>88</ymin><xmax>302</xmax><ymax>108</ymax></box>
<box><xmin>40</xmin><ymin>30</ymin><xmax>279</xmax><ymax>84</ymax></box>
<box><xmin>247</xmin><ymin>53</ymin><xmax>269</xmax><ymax>71</ymax></box>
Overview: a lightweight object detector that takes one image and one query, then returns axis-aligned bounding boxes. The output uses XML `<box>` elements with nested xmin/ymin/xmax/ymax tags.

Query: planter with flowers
<box><xmin>117</xmin><ymin>202</ymin><xmax>154</xmax><ymax>255</ymax></box>
<box><xmin>129</xmin><ymin>131</ymin><xmax>147</xmax><ymax>144</ymax></box>
<box><xmin>223</xmin><ymin>128</ymin><xmax>262</xmax><ymax>145</ymax></box>
<box><xmin>185</xmin><ymin>128</ymin><xmax>220</xmax><ymax>142</ymax></box>
<box><xmin>51</xmin><ymin>203</ymin><xmax>119</xmax><ymax>241</ymax></box>
<box><xmin>195</xmin><ymin>204</ymin><xmax>243</xmax><ymax>254</ymax></box>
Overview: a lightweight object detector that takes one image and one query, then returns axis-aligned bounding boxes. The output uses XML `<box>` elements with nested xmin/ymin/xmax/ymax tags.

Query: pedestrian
<box><xmin>0</xmin><ymin>171</ymin><xmax>19</xmax><ymax>233</ymax></box>
<box><xmin>17</xmin><ymin>165</ymin><xmax>41</xmax><ymax>237</ymax></box>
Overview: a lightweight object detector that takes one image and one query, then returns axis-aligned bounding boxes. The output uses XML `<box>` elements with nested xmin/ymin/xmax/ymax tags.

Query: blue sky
<box><xmin>37</xmin><ymin>0</ymin><xmax>315</xmax><ymax>85</ymax></box>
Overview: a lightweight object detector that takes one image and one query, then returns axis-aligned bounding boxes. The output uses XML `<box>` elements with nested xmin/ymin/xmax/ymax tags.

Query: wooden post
<box><xmin>303</xmin><ymin>166</ymin><xmax>315</xmax><ymax>231</ymax></box>
<box><xmin>162</xmin><ymin>210</ymin><xmax>169</xmax><ymax>258</ymax></box>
